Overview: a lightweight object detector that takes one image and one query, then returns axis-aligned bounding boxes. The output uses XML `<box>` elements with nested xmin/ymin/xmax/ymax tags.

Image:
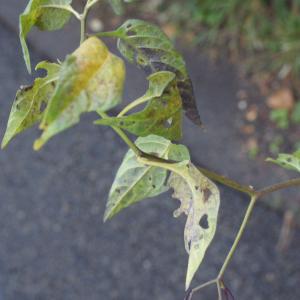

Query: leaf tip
<box><xmin>185</xmin><ymin>278</ymin><xmax>192</xmax><ymax>291</ymax></box>
<box><xmin>33</xmin><ymin>139</ymin><xmax>43</xmax><ymax>151</ymax></box>
<box><xmin>1</xmin><ymin>134</ymin><xmax>9</xmax><ymax>149</ymax></box>
<box><xmin>26</xmin><ymin>63</ymin><xmax>32</xmax><ymax>75</ymax></box>
<box><xmin>103</xmin><ymin>209</ymin><xmax>113</xmax><ymax>222</ymax></box>
<box><xmin>1</xmin><ymin>139</ymin><xmax>8</xmax><ymax>150</ymax></box>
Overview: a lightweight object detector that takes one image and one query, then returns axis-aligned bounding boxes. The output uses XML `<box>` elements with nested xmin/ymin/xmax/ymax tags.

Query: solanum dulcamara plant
<box><xmin>2</xmin><ymin>1</ymin><xmax>300</xmax><ymax>299</ymax></box>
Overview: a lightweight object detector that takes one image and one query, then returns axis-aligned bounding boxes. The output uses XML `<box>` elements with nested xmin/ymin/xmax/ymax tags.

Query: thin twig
<box><xmin>217</xmin><ymin>280</ymin><xmax>223</xmax><ymax>300</ymax></box>
<box><xmin>186</xmin><ymin>279</ymin><xmax>217</xmax><ymax>300</ymax></box>
<box><xmin>218</xmin><ymin>195</ymin><xmax>257</xmax><ymax>278</ymax></box>
<box><xmin>97</xmin><ymin>111</ymin><xmax>142</xmax><ymax>156</ymax></box>
<box><xmin>256</xmin><ymin>177</ymin><xmax>300</xmax><ymax>198</ymax></box>
<box><xmin>197</xmin><ymin>166</ymin><xmax>255</xmax><ymax>196</ymax></box>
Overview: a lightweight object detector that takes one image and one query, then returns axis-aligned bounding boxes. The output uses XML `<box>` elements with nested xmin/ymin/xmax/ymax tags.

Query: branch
<box><xmin>197</xmin><ymin>166</ymin><xmax>300</xmax><ymax>200</ymax></box>
<box><xmin>197</xmin><ymin>166</ymin><xmax>255</xmax><ymax>196</ymax></box>
<box><xmin>256</xmin><ymin>177</ymin><xmax>300</xmax><ymax>198</ymax></box>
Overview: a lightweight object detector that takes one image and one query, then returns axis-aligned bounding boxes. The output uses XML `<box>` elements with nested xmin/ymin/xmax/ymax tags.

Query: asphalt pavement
<box><xmin>0</xmin><ymin>2</ymin><xmax>299</xmax><ymax>299</ymax></box>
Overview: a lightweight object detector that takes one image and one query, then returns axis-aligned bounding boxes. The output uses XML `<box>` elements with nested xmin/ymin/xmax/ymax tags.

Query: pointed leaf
<box><xmin>2</xmin><ymin>61</ymin><xmax>60</xmax><ymax>148</ymax></box>
<box><xmin>99</xmin><ymin>19</ymin><xmax>201</xmax><ymax>125</ymax></box>
<box><xmin>167</xmin><ymin>161</ymin><xmax>220</xmax><ymax>290</ymax></box>
<box><xmin>95</xmin><ymin>71</ymin><xmax>182</xmax><ymax>140</ymax></box>
<box><xmin>104</xmin><ymin>135</ymin><xmax>190</xmax><ymax>221</ymax></box>
<box><xmin>34</xmin><ymin>37</ymin><xmax>125</xmax><ymax>150</ymax></box>
<box><xmin>20</xmin><ymin>0</ymin><xmax>72</xmax><ymax>73</ymax></box>
<box><xmin>267</xmin><ymin>149</ymin><xmax>300</xmax><ymax>173</ymax></box>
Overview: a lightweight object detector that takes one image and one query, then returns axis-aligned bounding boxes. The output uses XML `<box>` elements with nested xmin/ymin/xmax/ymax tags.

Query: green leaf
<box><xmin>291</xmin><ymin>102</ymin><xmax>300</xmax><ymax>124</ymax></box>
<box><xmin>167</xmin><ymin>161</ymin><xmax>220</xmax><ymax>290</ymax></box>
<box><xmin>269</xmin><ymin>108</ymin><xmax>289</xmax><ymax>129</ymax></box>
<box><xmin>20</xmin><ymin>0</ymin><xmax>72</xmax><ymax>73</ymax></box>
<box><xmin>95</xmin><ymin>71</ymin><xmax>183</xmax><ymax>140</ymax></box>
<box><xmin>267</xmin><ymin>149</ymin><xmax>300</xmax><ymax>173</ymax></box>
<box><xmin>104</xmin><ymin>135</ymin><xmax>190</xmax><ymax>221</ymax></box>
<box><xmin>108</xmin><ymin>0</ymin><xmax>124</xmax><ymax>15</ymax></box>
<box><xmin>98</xmin><ymin>19</ymin><xmax>202</xmax><ymax>126</ymax></box>
<box><xmin>1</xmin><ymin>61</ymin><xmax>60</xmax><ymax>148</ymax></box>
<box><xmin>34</xmin><ymin>37</ymin><xmax>125</xmax><ymax>150</ymax></box>
<box><xmin>108</xmin><ymin>0</ymin><xmax>135</xmax><ymax>15</ymax></box>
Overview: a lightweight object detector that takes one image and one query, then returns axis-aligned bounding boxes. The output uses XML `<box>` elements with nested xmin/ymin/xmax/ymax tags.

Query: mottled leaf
<box><xmin>267</xmin><ymin>149</ymin><xmax>300</xmax><ymax>173</ymax></box>
<box><xmin>95</xmin><ymin>71</ymin><xmax>183</xmax><ymax>140</ymax></box>
<box><xmin>1</xmin><ymin>61</ymin><xmax>60</xmax><ymax>148</ymax></box>
<box><xmin>167</xmin><ymin>161</ymin><xmax>220</xmax><ymax>290</ymax></box>
<box><xmin>98</xmin><ymin>19</ymin><xmax>201</xmax><ymax>125</ymax></box>
<box><xmin>34</xmin><ymin>37</ymin><xmax>125</xmax><ymax>150</ymax></box>
<box><xmin>104</xmin><ymin>135</ymin><xmax>190</xmax><ymax>221</ymax></box>
<box><xmin>20</xmin><ymin>0</ymin><xmax>72</xmax><ymax>73</ymax></box>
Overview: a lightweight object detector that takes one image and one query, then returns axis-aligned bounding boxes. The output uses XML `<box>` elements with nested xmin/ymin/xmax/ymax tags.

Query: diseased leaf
<box><xmin>1</xmin><ymin>61</ymin><xmax>60</xmax><ymax>148</ymax></box>
<box><xmin>267</xmin><ymin>149</ymin><xmax>300</xmax><ymax>173</ymax></box>
<box><xmin>20</xmin><ymin>0</ymin><xmax>72</xmax><ymax>73</ymax></box>
<box><xmin>34</xmin><ymin>37</ymin><xmax>125</xmax><ymax>150</ymax></box>
<box><xmin>95</xmin><ymin>71</ymin><xmax>183</xmax><ymax>140</ymax></box>
<box><xmin>104</xmin><ymin>135</ymin><xmax>190</xmax><ymax>221</ymax></box>
<box><xmin>99</xmin><ymin>19</ymin><xmax>202</xmax><ymax>126</ymax></box>
<box><xmin>167</xmin><ymin>161</ymin><xmax>220</xmax><ymax>290</ymax></box>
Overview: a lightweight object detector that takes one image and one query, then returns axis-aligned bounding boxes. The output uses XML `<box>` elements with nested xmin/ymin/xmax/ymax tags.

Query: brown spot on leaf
<box><xmin>203</xmin><ymin>188</ymin><xmax>212</xmax><ymax>202</ymax></box>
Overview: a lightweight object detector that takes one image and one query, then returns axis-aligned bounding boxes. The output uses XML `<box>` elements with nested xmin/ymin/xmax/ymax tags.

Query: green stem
<box><xmin>80</xmin><ymin>0</ymin><xmax>102</xmax><ymax>44</ymax></box>
<box><xmin>80</xmin><ymin>17</ymin><xmax>86</xmax><ymax>44</ymax></box>
<box><xmin>197</xmin><ymin>166</ymin><xmax>255</xmax><ymax>197</ymax></box>
<box><xmin>218</xmin><ymin>195</ymin><xmax>257</xmax><ymax>279</ymax></box>
<box><xmin>95</xmin><ymin>31</ymin><xmax>125</xmax><ymax>39</ymax></box>
<box><xmin>217</xmin><ymin>281</ymin><xmax>222</xmax><ymax>300</ymax></box>
<box><xmin>97</xmin><ymin>111</ymin><xmax>142</xmax><ymax>156</ymax></box>
<box><xmin>118</xmin><ymin>96</ymin><xmax>149</xmax><ymax>117</ymax></box>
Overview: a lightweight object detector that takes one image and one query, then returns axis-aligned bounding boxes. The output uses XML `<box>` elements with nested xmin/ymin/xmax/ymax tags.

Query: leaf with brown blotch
<box><xmin>98</xmin><ymin>19</ymin><xmax>202</xmax><ymax>126</ymax></box>
<box><xmin>267</xmin><ymin>149</ymin><xmax>300</xmax><ymax>173</ymax></box>
<box><xmin>95</xmin><ymin>71</ymin><xmax>183</xmax><ymax>141</ymax></box>
<box><xmin>104</xmin><ymin>135</ymin><xmax>190</xmax><ymax>221</ymax></box>
<box><xmin>2</xmin><ymin>61</ymin><xmax>60</xmax><ymax>148</ymax></box>
<box><xmin>167</xmin><ymin>161</ymin><xmax>220</xmax><ymax>290</ymax></box>
<box><xmin>34</xmin><ymin>37</ymin><xmax>125</xmax><ymax>150</ymax></box>
<box><xmin>20</xmin><ymin>0</ymin><xmax>72</xmax><ymax>73</ymax></box>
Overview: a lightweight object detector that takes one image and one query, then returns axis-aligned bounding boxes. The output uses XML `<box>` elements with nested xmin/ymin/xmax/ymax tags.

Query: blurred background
<box><xmin>0</xmin><ymin>0</ymin><xmax>299</xmax><ymax>299</ymax></box>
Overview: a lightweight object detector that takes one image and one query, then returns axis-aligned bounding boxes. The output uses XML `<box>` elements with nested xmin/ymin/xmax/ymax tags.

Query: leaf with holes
<box><xmin>167</xmin><ymin>161</ymin><xmax>220</xmax><ymax>290</ymax></box>
<box><xmin>95</xmin><ymin>71</ymin><xmax>182</xmax><ymax>140</ymax></box>
<box><xmin>104</xmin><ymin>135</ymin><xmax>190</xmax><ymax>221</ymax></box>
<box><xmin>267</xmin><ymin>149</ymin><xmax>300</xmax><ymax>173</ymax></box>
<box><xmin>2</xmin><ymin>61</ymin><xmax>60</xmax><ymax>148</ymax></box>
<box><xmin>20</xmin><ymin>0</ymin><xmax>73</xmax><ymax>73</ymax></box>
<box><xmin>98</xmin><ymin>19</ymin><xmax>201</xmax><ymax>126</ymax></box>
<box><xmin>34</xmin><ymin>37</ymin><xmax>125</xmax><ymax>150</ymax></box>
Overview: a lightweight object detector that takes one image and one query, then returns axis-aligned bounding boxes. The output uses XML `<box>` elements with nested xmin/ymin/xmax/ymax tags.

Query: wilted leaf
<box><xmin>95</xmin><ymin>71</ymin><xmax>183</xmax><ymax>140</ymax></box>
<box><xmin>20</xmin><ymin>0</ymin><xmax>72</xmax><ymax>73</ymax></box>
<box><xmin>2</xmin><ymin>61</ymin><xmax>60</xmax><ymax>148</ymax></box>
<box><xmin>104</xmin><ymin>135</ymin><xmax>190</xmax><ymax>221</ymax></box>
<box><xmin>267</xmin><ymin>149</ymin><xmax>300</xmax><ymax>173</ymax></box>
<box><xmin>167</xmin><ymin>161</ymin><xmax>220</xmax><ymax>290</ymax></box>
<box><xmin>98</xmin><ymin>19</ymin><xmax>201</xmax><ymax>126</ymax></box>
<box><xmin>34</xmin><ymin>37</ymin><xmax>125</xmax><ymax>150</ymax></box>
